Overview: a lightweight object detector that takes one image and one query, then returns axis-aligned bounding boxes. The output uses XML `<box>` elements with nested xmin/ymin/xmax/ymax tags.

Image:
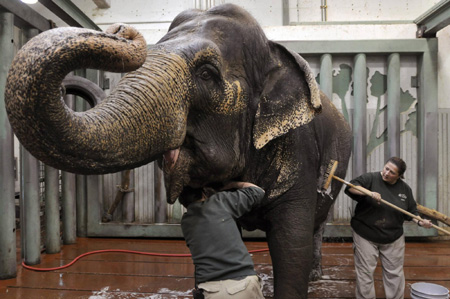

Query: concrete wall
<box><xmin>67</xmin><ymin>0</ymin><xmax>448</xmax><ymax>108</ymax></box>
<box><xmin>64</xmin><ymin>0</ymin><xmax>440</xmax><ymax>43</ymax></box>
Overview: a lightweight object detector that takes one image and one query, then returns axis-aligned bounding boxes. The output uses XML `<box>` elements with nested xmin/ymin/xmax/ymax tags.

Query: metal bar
<box><xmin>38</xmin><ymin>0</ymin><xmax>100</xmax><ymax>30</ymax></box>
<box><xmin>62</xmin><ymin>171</ymin><xmax>77</xmax><ymax>244</ymax></box>
<box><xmin>386</xmin><ymin>53</ymin><xmax>401</xmax><ymax>160</ymax></box>
<box><xmin>0</xmin><ymin>11</ymin><xmax>17</xmax><ymax>279</ymax></box>
<box><xmin>417</xmin><ymin>39</ymin><xmax>439</xmax><ymax>209</ymax></box>
<box><xmin>0</xmin><ymin>0</ymin><xmax>52</xmax><ymax>32</ymax></box>
<box><xmin>319</xmin><ymin>54</ymin><xmax>333</xmax><ymax>100</ymax></box>
<box><xmin>20</xmin><ymin>28</ymin><xmax>41</xmax><ymax>266</ymax></box>
<box><xmin>321</xmin><ymin>0</ymin><xmax>328</xmax><ymax>22</ymax></box>
<box><xmin>352</xmin><ymin>53</ymin><xmax>367</xmax><ymax>178</ymax></box>
<box><xmin>74</xmin><ymin>69</ymin><xmax>87</xmax><ymax>237</ymax></box>
<box><xmin>61</xmin><ymin>95</ymin><xmax>77</xmax><ymax>244</ymax></box>
<box><xmin>280</xmin><ymin>39</ymin><xmax>437</xmax><ymax>55</ymax></box>
<box><xmin>414</xmin><ymin>0</ymin><xmax>450</xmax><ymax>37</ymax></box>
<box><xmin>282</xmin><ymin>0</ymin><xmax>289</xmax><ymax>26</ymax></box>
<box><xmin>20</xmin><ymin>147</ymin><xmax>41</xmax><ymax>264</ymax></box>
<box><xmin>87</xmin><ymin>174</ymin><xmax>102</xmax><ymax>236</ymax></box>
<box><xmin>122</xmin><ymin>170</ymin><xmax>135</xmax><ymax>223</ymax></box>
<box><xmin>44</xmin><ymin>165</ymin><xmax>60</xmax><ymax>253</ymax></box>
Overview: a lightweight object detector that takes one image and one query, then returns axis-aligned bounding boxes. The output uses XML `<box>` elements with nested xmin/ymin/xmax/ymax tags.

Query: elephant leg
<box><xmin>310</xmin><ymin>191</ymin><xmax>335</xmax><ymax>281</ymax></box>
<box><xmin>265</xmin><ymin>195</ymin><xmax>316</xmax><ymax>299</ymax></box>
<box><xmin>310</xmin><ymin>220</ymin><xmax>326</xmax><ymax>281</ymax></box>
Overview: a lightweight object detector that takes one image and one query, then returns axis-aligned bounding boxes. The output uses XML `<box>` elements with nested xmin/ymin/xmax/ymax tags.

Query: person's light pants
<box><xmin>198</xmin><ymin>275</ymin><xmax>264</xmax><ymax>298</ymax></box>
<box><xmin>352</xmin><ymin>230</ymin><xmax>405</xmax><ymax>299</ymax></box>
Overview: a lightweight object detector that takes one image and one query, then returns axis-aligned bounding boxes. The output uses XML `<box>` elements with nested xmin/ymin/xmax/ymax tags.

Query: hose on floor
<box><xmin>21</xmin><ymin>248</ymin><xmax>270</xmax><ymax>272</ymax></box>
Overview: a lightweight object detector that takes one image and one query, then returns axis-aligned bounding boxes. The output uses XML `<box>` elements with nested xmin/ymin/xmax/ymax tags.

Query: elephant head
<box><xmin>5</xmin><ymin>4</ymin><xmax>321</xmax><ymax>204</ymax></box>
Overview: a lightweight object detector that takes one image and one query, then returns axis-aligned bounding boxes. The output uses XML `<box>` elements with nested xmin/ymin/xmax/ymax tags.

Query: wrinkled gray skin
<box><xmin>5</xmin><ymin>4</ymin><xmax>351</xmax><ymax>298</ymax></box>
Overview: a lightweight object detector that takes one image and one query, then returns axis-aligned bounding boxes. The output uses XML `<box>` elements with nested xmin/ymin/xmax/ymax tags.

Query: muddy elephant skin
<box><xmin>5</xmin><ymin>4</ymin><xmax>351</xmax><ymax>298</ymax></box>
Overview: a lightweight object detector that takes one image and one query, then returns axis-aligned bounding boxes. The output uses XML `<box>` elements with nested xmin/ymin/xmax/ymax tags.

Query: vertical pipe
<box><xmin>386</xmin><ymin>53</ymin><xmax>401</xmax><ymax>160</ymax></box>
<box><xmin>62</xmin><ymin>95</ymin><xmax>77</xmax><ymax>244</ymax></box>
<box><xmin>282</xmin><ymin>0</ymin><xmax>290</xmax><ymax>26</ymax></box>
<box><xmin>20</xmin><ymin>27</ymin><xmax>41</xmax><ymax>266</ymax></box>
<box><xmin>75</xmin><ymin>69</ymin><xmax>87</xmax><ymax>237</ymax></box>
<box><xmin>0</xmin><ymin>11</ymin><xmax>16</xmax><ymax>279</ymax></box>
<box><xmin>417</xmin><ymin>40</ymin><xmax>438</xmax><ymax>209</ymax></box>
<box><xmin>122</xmin><ymin>170</ymin><xmax>135</xmax><ymax>223</ymax></box>
<box><xmin>86</xmin><ymin>174</ymin><xmax>103</xmax><ymax>234</ymax></box>
<box><xmin>320</xmin><ymin>54</ymin><xmax>333</xmax><ymax>101</ymax></box>
<box><xmin>45</xmin><ymin>165</ymin><xmax>60</xmax><ymax>253</ymax></box>
<box><xmin>85</xmin><ymin>70</ymin><xmax>104</xmax><ymax>235</ymax></box>
<box><xmin>20</xmin><ymin>149</ymin><xmax>41</xmax><ymax>264</ymax></box>
<box><xmin>352</xmin><ymin>53</ymin><xmax>367</xmax><ymax>178</ymax></box>
<box><xmin>321</xmin><ymin>0</ymin><xmax>328</xmax><ymax>22</ymax></box>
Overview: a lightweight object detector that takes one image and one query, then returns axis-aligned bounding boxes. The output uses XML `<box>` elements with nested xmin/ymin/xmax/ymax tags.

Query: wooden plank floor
<box><xmin>0</xmin><ymin>236</ymin><xmax>449</xmax><ymax>298</ymax></box>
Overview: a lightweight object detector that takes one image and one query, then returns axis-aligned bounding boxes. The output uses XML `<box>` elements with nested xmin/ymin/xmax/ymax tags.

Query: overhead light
<box><xmin>21</xmin><ymin>0</ymin><xmax>38</xmax><ymax>4</ymax></box>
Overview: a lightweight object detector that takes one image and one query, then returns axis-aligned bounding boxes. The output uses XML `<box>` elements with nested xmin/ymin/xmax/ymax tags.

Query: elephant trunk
<box><xmin>5</xmin><ymin>24</ymin><xmax>190</xmax><ymax>174</ymax></box>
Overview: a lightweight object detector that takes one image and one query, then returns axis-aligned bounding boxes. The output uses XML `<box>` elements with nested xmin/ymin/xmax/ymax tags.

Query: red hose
<box><xmin>22</xmin><ymin>248</ymin><xmax>270</xmax><ymax>272</ymax></box>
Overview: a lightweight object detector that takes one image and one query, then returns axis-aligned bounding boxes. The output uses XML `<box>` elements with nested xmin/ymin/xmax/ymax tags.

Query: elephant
<box><xmin>5</xmin><ymin>3</ymin><xmax>351</xmax><ymax>298</ymax></box>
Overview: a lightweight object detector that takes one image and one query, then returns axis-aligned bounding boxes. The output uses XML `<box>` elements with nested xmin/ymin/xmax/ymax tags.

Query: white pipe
<box><xmin>321</xmin><ymin>0</ymin><xmax>328</xmax><ymax>21</ymax></box>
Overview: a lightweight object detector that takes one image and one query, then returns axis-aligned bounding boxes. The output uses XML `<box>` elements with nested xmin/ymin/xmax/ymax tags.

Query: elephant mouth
<box><xmin>162</xmin><ymin>147</ymin><xmax>193</xmax><ymax>203</ymax></box>
<box><xmin>162</xmin><ymin>144</ymin><xmax>221</xmax><ymax>203</ymax></box>
<box><xmin>161</xmin><ymin>139</ymin><xmax>237</xmax><ymax>203</ymax></box>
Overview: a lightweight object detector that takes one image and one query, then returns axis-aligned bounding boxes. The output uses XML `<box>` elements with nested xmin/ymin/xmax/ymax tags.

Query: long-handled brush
<box><xmin>323</xmin><ymin>160</ymin><xmax>450</xmax><ymax>236</ymax></box>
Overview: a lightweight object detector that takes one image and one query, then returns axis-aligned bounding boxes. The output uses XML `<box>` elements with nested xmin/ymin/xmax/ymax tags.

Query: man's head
<box><xmin>178</xmin><ymin>186</ymin><xmax>217</xmax><ymax>208</ymax></box>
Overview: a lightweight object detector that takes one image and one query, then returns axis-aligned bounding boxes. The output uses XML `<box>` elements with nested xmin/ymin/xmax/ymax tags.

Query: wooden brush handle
<box><xmin>333</xmin><ymin>175</ymin><xmax>450</xmax><ymax>236</ymax></box>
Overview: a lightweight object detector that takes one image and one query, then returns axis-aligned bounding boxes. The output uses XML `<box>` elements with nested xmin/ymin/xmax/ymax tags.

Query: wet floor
<box><xmin>0</xmin><ymin>236</ymin><xmax>449</xmax><ymax>298</ymax></box>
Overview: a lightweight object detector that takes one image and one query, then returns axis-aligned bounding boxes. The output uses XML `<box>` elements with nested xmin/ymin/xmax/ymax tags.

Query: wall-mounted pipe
<box><xmin>0</xmin><ymin>11</ymin><xmax>16</xmax><ymax>280</ymax></box>
<box><xmin>321</xmin><ymin>0</ymin><xmax>328</xmax><ymax>21</ymax></box>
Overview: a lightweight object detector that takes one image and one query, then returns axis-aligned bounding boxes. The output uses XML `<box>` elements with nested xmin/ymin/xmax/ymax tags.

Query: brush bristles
<box><xmin>323</xmin><ymin>160</ymin><xmax>338</xmax><ymax>190</ymax></box>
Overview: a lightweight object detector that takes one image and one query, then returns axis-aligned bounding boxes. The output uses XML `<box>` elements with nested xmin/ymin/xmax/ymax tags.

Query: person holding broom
<box><xmin>345</xmin><ymin>156</ymin><xmax>433</xmax><ymax>299</ymax></box>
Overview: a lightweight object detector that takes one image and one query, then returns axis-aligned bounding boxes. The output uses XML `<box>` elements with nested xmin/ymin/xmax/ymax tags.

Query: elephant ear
<box><xmin>253</xmin><ymin>42</ymin><xmax>322</xmax><ymax>150</ymax></box>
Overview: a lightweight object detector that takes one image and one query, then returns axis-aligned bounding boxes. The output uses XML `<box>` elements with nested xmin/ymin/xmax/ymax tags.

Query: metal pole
<box><xmin>122</xmin><ymin>170</ymin><xmax>135</xmax><ymax>223</ymax></box>
<box><xmin>75</xmin><ymin>69</ymin><xmax>87</xmax><ymax>237</ymax></box>
<box><xmin>321</xmin><ymin>0</ymin><xmax>328</xmax><ymax>22</ymax></box>
<box><xmin>20</xmin><ymin>28</ymin><xmax>41</xmax><ymax>266</ymax></box>
<box><xmin>417</xmin><ymin>40</ymin><xmax>438</xmax><ymax>208</ymax></box>
<box><xmin>282</xmin><ymin>0</ymin><xmax>290</xmax><ymax>26</ymax></box>
<box><xmin>20</xmin><ymin>149</ymin><xmax>41</xmax><ymax>264</ymax></box>
<box><xmin>353</xmin><ymin>53</ymin><xmax>367</xmax><ymax>178</ymax></box>
<box><xmin>0</xmin><ymin>11</ymin><xmax>17</xmax><ymax>279</ymax></box>
<box><xmin>386</xmin><ymin>53</ymin><xmax>400</xmax><ymax>160</ymax></box>
<box><xmin>62</xmin><ymin>95</ymin><xmax>77</xmax><ymax>244</ymax></box>
<box><xmin>45</xmin><ymin>165</ymin><xmax>60</xmax><ymax>253</ymax></box>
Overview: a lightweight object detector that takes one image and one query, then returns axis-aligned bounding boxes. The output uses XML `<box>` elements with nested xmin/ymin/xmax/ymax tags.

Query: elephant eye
<box><xmin>200</xmin><ymin>70</ymin><xmax>212</xmax><ymax>80</ymax></box>
<box><xmin>197</xmin><ymin>64</ymin><xmax>219</xmax><ymax>81</ymax></box>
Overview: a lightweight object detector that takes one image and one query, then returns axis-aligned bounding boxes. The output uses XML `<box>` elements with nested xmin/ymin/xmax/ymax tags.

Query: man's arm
<box><xmin>221</xmin><ymin>181</ymin><xmax>264</xmax><ymax>191</ymax></box>
<box><xmin>217</xmin><ymin>181</ymin><xmax>265</xmax><ymax>218</ymax></box>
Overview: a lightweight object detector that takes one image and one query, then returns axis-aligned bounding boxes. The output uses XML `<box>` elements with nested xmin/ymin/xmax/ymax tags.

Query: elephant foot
<box><xmin>309</xmin><ymin>267</ymin><xmax>323</xmax><ymax>281</ymax></box>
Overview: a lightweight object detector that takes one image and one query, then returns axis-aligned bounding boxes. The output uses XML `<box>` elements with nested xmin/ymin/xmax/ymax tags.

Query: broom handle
<box><xmin>332</xmin><ymin>175</ymin><xmax>450</xmax><ymax>236</ymax></box>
